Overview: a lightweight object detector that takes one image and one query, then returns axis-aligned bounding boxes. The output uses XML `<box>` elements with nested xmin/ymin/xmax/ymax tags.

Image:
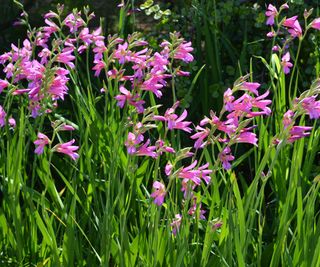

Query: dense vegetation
<box><xmin>0</xmin><ymin>1</ymin><xmax>319</xmax><ymax>266</ymax></box>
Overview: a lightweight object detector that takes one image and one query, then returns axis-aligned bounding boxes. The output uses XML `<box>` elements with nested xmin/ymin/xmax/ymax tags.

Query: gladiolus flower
<box><xmin>0</xmin><ymin>105</ymin><xmax>6</xmax><ymax>127</ymax></box>
<box><xmin>150</xmin><ymin>181</ymin><xmax>166</xmax><ymax>206</ymax></box>
<box><xmin>281</xmin><ymin>52</ymin><xmax>293</xmax><ymax>74</ymax></box>
<box><xmin>171</xmin><ymin>214</ymin><xmax>182</xmax><ymax>236</ymax></box>
<box><xmin>219</xmin><ymin>147</ymin><xmax>234</xmax><ymax>170</ymax></box>
<box><xmin>53</xmin><ymin>139</ymin><xmax>79</xmax><ymax>160</ymax></box>
<box><xmin>34</xmin><ymin>132</ymin><xmax>50</xmax><ymax>155</ymax></box>
<box><xmin>265</xmin><ymin>4</ymin><xmax>278</xmax><ymax>26</ymax></box>
<box><xmin>311</xmin><ymin>18</ymin><xmax>320</xmax><ymax>30</ymax></box>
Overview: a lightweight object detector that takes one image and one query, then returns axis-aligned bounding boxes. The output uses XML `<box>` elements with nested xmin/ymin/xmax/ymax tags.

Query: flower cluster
<box><xmin>265</xmin><ymin>3</ymin><xmax>320</xmax><ymax>75</ymax></box>
<box><xmin>191</xmin><ymin>76</ymin><xmax>271</xmax><ymax>170</ymax></box>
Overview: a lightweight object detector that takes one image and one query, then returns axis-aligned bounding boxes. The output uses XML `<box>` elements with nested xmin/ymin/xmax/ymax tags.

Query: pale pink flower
<box><xmin>265</xmin><ymin>4</ymin><xmax>278</xmax><ymax>26</ymax></box>
<box><xmin>8</xmin><ymin>118</ymin><xmax>16</xmax><ymax>128</ymax></box>
<box><xmin>267</xmin><ymin>31</ymin><xmax>276</xmax><ymax>38</ymax></box>
<box><xmin>171</xmin><ymin>214</ymin><xmax>182</xmax><ymax>236</ymax></box>
<box><xmin>150</xmin><ymin>181</ymin><xmax>166</xmax><ymax>206</ymax></box>
<box><xmin>54</xmin><ymin>139</ymin><xmax>79</xmax><ymax>160</ymax></box>
<box><xmin>283</xmin><ymin>110</ymin><xmax>294</xmax><ymax>129</ymax></box>
<box><xmin>34</xmin><ymin>132</ymin><xmax>50</xmax><ymax>155</ymax></box>
<box><xmin>281</xmin><ymin>52</ymin><xmax>293</xmax><ymax>74</ymax></box>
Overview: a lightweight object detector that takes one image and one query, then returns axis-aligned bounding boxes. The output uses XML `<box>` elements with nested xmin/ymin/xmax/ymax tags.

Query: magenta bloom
<box><xmin>0</xmin><ymin>105</ymin><xmax>6</xmax><ymax>127</ymax></box>
<box><xmin>125</xmin><ymin>132</ymin><xmax>142</xmax><ymax>154</ymax></box>
<box><xmin>114</xmin><ymin>85</ymin><xmax>145</xmax><ymax>113</ymax></box>
<box><xmin>265</xmin><ymin>4</ymin><xmax>278</xmax><ymax>26</ymax></box>
<box><xmin>281</xmin><ymin>52</ymin><xmax>293</xmax><ymax>74</ymax></box>
<box><xmin>113</xmin><ymin>42</ymin><xmax>131</xmax><ymax>64</ymax></box>
<box><xmin>300</xmin><ymin>96</ymin><xmax>320</xmax><ymax>119</ymax></box>
<box><xmin>171</xmin><ymin>214</ymin><xmax>182</xmax><ymax>236</ymax></box>
<box><xmin>174</xmin><ymin>41</ymin><xmax>194</xmax><ymax>62</ymax></box>
<box><xmin>224</xmin><ymin>88</ymin><xmax>234</xmax><ymax>111</ymax></box>
<box><xmin>153</xmin><ymin>102</ymin><xmax>192</xmax><ymax>133</ymax></box>
<box><xmin>188</xmin><ymin>198</ymin><xmax>206</xmax><ymax>219</ymax></box>
<box><xmin>190</xmin><ymin>126</ymin><xmax>210</xmax><ymax>149</ymax></box>
<box><xmin>54</xmin><ymin>139</ymin><xmax>79</xmax><ymax>160</ymax></box>
<box><xmin>63</xmin><ymin>13</ymin><xmax>85</xmax><ymax>33</ymax></box>
<box><xmin>0</xmin><ymin>79</ymin><xmax>9</xmax><ymax>93</ymax></box>
<box><xmin>219</xmin><ymin>147</ymin><xmax>235</xmax><ymax>170</ymax></box>
<box><xmin>288</xmin><ymin>126</ymin><xmax>313</xmax><ymax>143</ymax></box>
<box><xmin>136</xmin><ymin>139</ymin><xmax>157</xmax><ymax>158</ymax></box>
<box><xmin>241</xmin><ymin>82</ymin><xmax>261</xmax><ymax>96</ymax></box>
<box><xmin>235</xmin><ymin>131</ymin><xmax>258</xmax><ymax>146</ymax></box>
<box><xmin>178</xmin><ymin>160</ymin><xmax>212</xmax><ymax>185</ymax></box>
<box><xmin>311</xmin><ymin>18</ymin><xmax>320</xmax><ymax>30</ymax></box>
<box><xmin>34</xmin><ymin>132</ymin><xmax>50</xmax><ymax>155</ymax></box>
<box><xmin>165</xmin><ymin>162</ymin><xmax>173</xmax><ymax>176</ymax></box>
<box><xmin>150</xmin><ymin>181</ymin><xmax>166</xmax><ymax>206</ymax></box>
<box><xmin>283</xmin><ymin>16</ymin><xmax>302</xmax><ymax>38</ymax></box>
<box><xmin>57</xmin><ymin>50</ymin><xmax>75</xmax><ymax>69</ymax></box>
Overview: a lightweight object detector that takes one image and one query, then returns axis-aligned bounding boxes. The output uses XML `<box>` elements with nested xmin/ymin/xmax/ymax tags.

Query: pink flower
<box><xmin>288</xmin><ymin>126</ymin><xmax>312</xmax><ymax>143</ymax></box>
<box><xmin>34</xmin><ymin>132</ymin><xmax>50</xmax><ymax>155</ymax></box>
<box><xmin>153</xmin><ymin>101</ymin><xmax>192</xmax><ymax>132</ymax></box>
<box><xmin>125</xmin><ymin>132</ymin><xmax>142</xmax><ymax>154</ymax></box>
<box><xmin>283</xmin><ymin>16</ymin><xmax>302</xmax><ymax>38</ymax></box>
<box><xmin>241</xmin><ymin>82</ymin><xmax>261</xmax><ymax>96</ymax></box>
<box><xmin>136</xmin><ymin>139</ymin><xmax>157</xmax><ymax>158</ymax></box>
<box><xmin>0</xmin><ymin>79</ymin><xmax>9</xmax><ymax>93</ymax></box>
<box><xmin>63</xmin><ymin>13</ymin><xmax>85</xmax><ymax>33</ymax></box>
<box><xmin>265</xmin><ymin>4</ymin><xmax>278</xmax><ymax>26</ymax></box>
<box><xmin>8</xmin><ymin>117</ymin><xmax>16</xmax><ymax>128</ymax></box>
<box><xmin>300</xmin><ymin>96</ymin><xmax>320</xmax><ymax>119</ymax></box>
<box><xmin>171</xmin><ymin>214</ymin><xmax>182</xmax><ymax>236</ymax></box>
<box><xmin>283</xmin><ymin>110</ymin><xmax>294</xmax><ymax>129</ymax></box>
<box><xmin>234</xmin><ymin>131</ymin><xmax>258</xmax><ymax>146</ymax></box>
<box><xmin>114</xmin><ymin>85</ymin><xmax>145</xmax><ymax>113</ymax></box>
<box><xmin>56</xmin><ymin>50</ymin><xmax>75</xmax><ymax>69</ymax></box>
<box><xmin>267</xmin><ymin>31</ymin><xmax>276</xmax><ymax>38</ymax></box>
<box><xmin>272</xmin><ymin>45</ymin><xmax>280</xmax><ymax>52</ymax></box>
<box><xmin>188</xmin><ymin>198</ymin><xmax>206</xmax><ymax>219</ymax></box>
<box><xmin>113</xmin><ymin>42</ymin><xmax>131</xmax><ymax>64</ymax></box>
<box><xmin>190</xmin><ymin>126</ymin><xmax>210</xmax><ymax>149</ymax></box>
<box><xmin>0</xmin><ymin>105</ymin><xmax>6</xmax><ymax>127</ymax></box>
<box><xmin>219</xmin><ymin>147</ymin><xmax>234</xmax><ymax>170</ymax></box>
<box><xmin>174</xmin><ymin>41</ymin><xmax>194</xmax><ymax>62</ymax></box>
<box><xmin>165</xmin><ymin>162</ymin><xmax>173</xmax><ymax>176</ymax></box>
<box><xmin>54</xmin><ymin>139</ymin><xmax>79</xmax><ymax>160</ymax></box>
<box><xmin>224</xmin><ymin>88</ymin><xmax>234</xmax><ymax>111</ymax></box>
<box><xmin>281</xmin><ymin>52</ymin><xmax>293</xmax><ymax>74</ymax></box>
<box><xmin>140</xmin><ymin>73</ymin><xmax>170</xmax><ymax>98</ymax></box>
<box><xmin>150</xmin><ymin>181</ymin><xmax>166</xmax><ymax>206</ymax></box>
<box><xmin>311</xmin><ymin>18</ymin><xmax>320</xmax><ymax>30</ymax></box>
